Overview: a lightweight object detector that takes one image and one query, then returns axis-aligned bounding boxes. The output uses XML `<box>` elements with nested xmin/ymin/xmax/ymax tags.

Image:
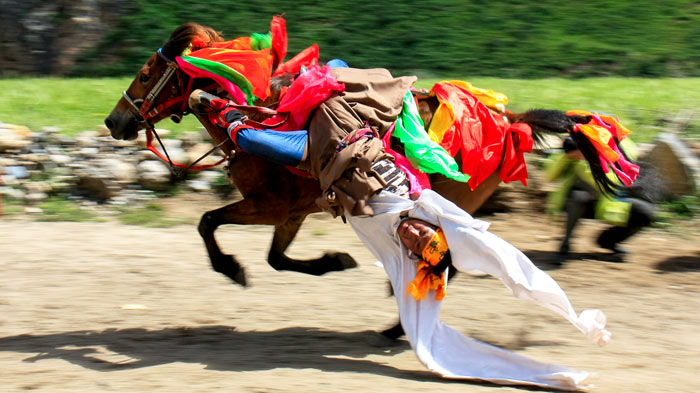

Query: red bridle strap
<box><xmin>145</xmin><ymin>126</ymin><xmax>227</xmax><ymax>171</ymax></box>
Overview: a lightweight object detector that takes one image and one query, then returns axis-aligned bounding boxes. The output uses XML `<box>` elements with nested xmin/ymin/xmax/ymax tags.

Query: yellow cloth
<box><xmin>407</xmin><ymin>228</ymin><xmax>449</xmax><ymax>301</ymax></box>
<box><xmin>428</xmin><ymin>80</ymin><xmax>509</xmax><ymax>145</ymax></box>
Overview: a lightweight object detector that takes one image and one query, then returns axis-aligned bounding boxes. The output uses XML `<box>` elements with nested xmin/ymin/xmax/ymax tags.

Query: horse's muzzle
<box><xmin>105</xmin><ymin>110</ymin><xmax>140</xmax><ymax>140</ymax></box>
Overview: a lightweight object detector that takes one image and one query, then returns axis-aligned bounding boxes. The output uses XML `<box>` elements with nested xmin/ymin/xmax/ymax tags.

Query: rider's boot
<box><xmin>188</xmin><ymin>90</ymin><xmax>308</xmax><ymax>168</ymax></box>
<box><xmin>188</xmin><ymin>89</ymin><xmax>247</xmax><ymax>141</ymax></box>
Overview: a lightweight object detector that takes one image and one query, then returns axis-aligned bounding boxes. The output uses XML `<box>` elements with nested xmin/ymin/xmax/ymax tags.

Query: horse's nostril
<box><xmin>105</xmin><ymin>118</ymin><xmax>115</xmax><ymax>131</ymax></box>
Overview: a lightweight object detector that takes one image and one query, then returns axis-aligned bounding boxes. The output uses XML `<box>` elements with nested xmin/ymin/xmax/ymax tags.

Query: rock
<box><xmin>95</xmin><ymin>125</ymin><xmax>112</xmax><ymax>137</ymax></box>
<box><xmin>186</xmin><ymin>179</ymin><xmax>211</xmax><ymax>192</ymax></box>
<box><xmin>137</xmin><ymin>160</ymin><xmax>172</xmax><ymax>191</ymax></box>
<box><xmin>187</xmin><ymin>143</ymin><xmax>226</xmax><ymax>166</ymax></box>
<box><xmin>5</xmin><ymin>166</ymin><xmax>29</xmax><ymax>179</ymax></box>
<box><xmin>24</xmin><ymin>207</ymin><xmax>43</xmax><ymax>214</ymax></box>
<box><xmin>23</xmin><ymin>181</ymin><xmax>52</xmax><ymax>194</ymax></box>
<box><xmin>0</xmin><ymin>175</ymin><xmax>20</xmax><ymax>186</ymax></box>
<box><xmin>181</xmin><ymin>131</ymin><xmax>204</xmax><ymax>148</ymax></box>
<box><xmin>0</xmin><ymin>130</ymin><xmax>32</xmax><ymax>151</ymax></box>
<box><xmin>641</xmin><ymin>133</ymin><xmax>700</xmax><ymax>196</ymax></box>
<box><xmin>0</xmin><ymin>187</ymin><xmax>25</xmax><ymax>201</ymax></box>
<box><xmin>97</xmin><ymin>158</ymin><xmax>138</xmax><ymax>185</ymax></box>
<box><xmin>25</xmin><ymin>192</ymin><xmax>49</xmax><ymax>203</ymax></box>
<box><xmin>49</xmin><ymin>154</ymin><xmax>73</xmax><ymax>165</ymax></box>
<box><xmin>41</xmin><ymin>126</ymin><xmax>62</xmax><ymax>133</ymax></box>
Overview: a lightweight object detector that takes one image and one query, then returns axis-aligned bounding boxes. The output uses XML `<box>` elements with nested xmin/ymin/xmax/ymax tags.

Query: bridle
<box><xmin>122</xmin><ymin>47</ymin><xmax>292</xmax><ymax>175</ymax></box>
<box><xmin>122</xmin><ymin>48</ymin><xmax>227</xmax><ymax>174</ymax></box>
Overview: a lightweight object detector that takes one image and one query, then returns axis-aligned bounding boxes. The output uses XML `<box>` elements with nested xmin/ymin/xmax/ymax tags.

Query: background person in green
<box><xmin>545</xmin><ymin>136</ymin><xmax>655</xmax><ymax>257</ymax></box>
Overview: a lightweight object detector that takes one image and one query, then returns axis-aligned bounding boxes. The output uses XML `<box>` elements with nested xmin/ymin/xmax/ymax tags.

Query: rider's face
<box><xmin>397</xmin><ymin>219</ymin><xmax>437</xmax><ymax>256</ymax></box>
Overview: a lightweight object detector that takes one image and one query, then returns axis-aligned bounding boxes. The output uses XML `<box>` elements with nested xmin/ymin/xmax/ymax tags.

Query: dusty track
<box><xmin>1</xmin><ymin>194</ymin><xmax>699</xmax><ymax>392</ymax></box>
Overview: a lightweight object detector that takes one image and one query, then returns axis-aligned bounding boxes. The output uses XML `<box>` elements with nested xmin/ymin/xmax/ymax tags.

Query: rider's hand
<box><xmin>223</xmin><ymin>109</ymin><xmax>244</xmax><ymax>124</ymax></box>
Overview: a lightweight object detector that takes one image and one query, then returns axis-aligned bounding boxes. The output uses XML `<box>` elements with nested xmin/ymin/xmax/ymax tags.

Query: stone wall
<box><xmin>0</xmin><ymin>121</ymin><xmax>228</xmax><ymax>210</ymax></box>
<box><xmin>0</xmin><ymin>0</ymin><xmax>127</xmax><ymax>75</ymax></box>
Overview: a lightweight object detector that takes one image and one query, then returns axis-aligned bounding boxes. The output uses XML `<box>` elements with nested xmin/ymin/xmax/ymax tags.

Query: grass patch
<box><xmin>1</xmin><ymin>77</ymin><xmax>699</xmax><ymax>142</ymax></box>
<box><xmin>37</xmin><ymin>198</ymin><xmax>99</xmax><ymax>222</ymax></box>
<box><xmin>117</xmin><ymin>202</ymin><xmax>190</xmax><ymax>228</ymax></box>
<box><xmin>1</xmin><ymin>199</ymin><xmax>26</xmax><ymax>216</ymax></box>
<box><xmin>416</xmin><ymin>77</ymin><xmax>700</xmax><ymax>143</ymax></box>
<box><xmin>0</xmin><ymin>77</ymin><xmax>202</xmax><ymax>137</ymax></box>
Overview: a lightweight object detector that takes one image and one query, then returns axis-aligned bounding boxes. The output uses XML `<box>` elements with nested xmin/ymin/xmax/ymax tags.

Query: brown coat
<box><xmin>305</xmin><ymin>68</ymin><xmax>416</xmax><ymax>217</ymax></box>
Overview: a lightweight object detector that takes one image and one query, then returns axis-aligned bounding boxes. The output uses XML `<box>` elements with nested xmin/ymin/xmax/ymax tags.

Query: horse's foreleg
<box><xmin>198</xmin><ymin>197</ymin><xmax>286</xmax><ymax>287</ymax></box>
<box><xmin>268</xmin><ymin>214</ymin><xmax>358</xmax><ymax>275</ymax></box>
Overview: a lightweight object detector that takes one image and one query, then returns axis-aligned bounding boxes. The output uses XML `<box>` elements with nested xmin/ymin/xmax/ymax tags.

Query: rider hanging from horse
<box><xmin>105</xmin><ymin>16</ymin><xmax>645</xmax><ymax>389</ymax></box>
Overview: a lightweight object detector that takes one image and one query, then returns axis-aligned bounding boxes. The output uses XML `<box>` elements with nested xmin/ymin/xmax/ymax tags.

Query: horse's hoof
<box><xmin>367</xmin><ymin>332</ymin><xmax>403</xmax><ymax>348</ymax></box>
<box><xmin>213</xmin><ymin>255</ymin><xmax>248</xmax><ymax>287</ymax></box>
<box><xmin>380</xmin><ymin>323</ymin><xmax>405</xmax><ymax>340</ymax></box>
<box><xmin>232</xmin><ymin>266</ymin><xmax>248</xmax><ymax>287</ymax></box>
<box><xmin>325</xmin><ymin>252</ymin><xmax>358</xmax><ymax>271</ymax></box>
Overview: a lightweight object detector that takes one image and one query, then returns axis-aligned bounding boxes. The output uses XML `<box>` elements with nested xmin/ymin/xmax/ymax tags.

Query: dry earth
<box><xmin>1</xmin><ymin>193</ymin><xmax>699</xmax><ymax>392</ymax></box>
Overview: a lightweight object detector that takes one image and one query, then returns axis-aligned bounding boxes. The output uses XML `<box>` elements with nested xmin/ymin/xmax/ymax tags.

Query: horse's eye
<box><xmin>140</xmin><ymin>74</ymin><xmax>150</xmax><ymax>84</ymax></box>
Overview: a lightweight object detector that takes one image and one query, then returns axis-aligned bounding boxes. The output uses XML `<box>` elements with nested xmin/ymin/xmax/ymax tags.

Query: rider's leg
<box><xmin>596</xmin><ymin>198</ymin><xmax>654</xmax><ymax>254</ymax></box>
<box><xmin>235</xmin><ymin>128</ymin><xmax>308</xmax><ymax>167</ymax></box>
<box><xmin>189</xmin><ymin>89</ymin><xmax>309</xmax><ymax>167</ymax></box>
<box><xmin>560</xmin><ymin>188</ymin><xmax>596</xmax><ymax>254</ymax></box>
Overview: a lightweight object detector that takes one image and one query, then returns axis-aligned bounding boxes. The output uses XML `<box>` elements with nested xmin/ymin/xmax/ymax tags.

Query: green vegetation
<box><xmin>68</xmin><ymin>0</ymin><xmax>700</xmax><ymax>79</ymax></box>
<box><xmin>117</xmin><ymin>202</ymin><xmax>191</xmax><ymax>227</ymax></box>
<box><xmin>1</xmin><ymin>199</ymin><xmax>25</xmax><ymax>216</ymax></box>
<box><xmin>655</xmin><ymin>194</ymin><xmax>700</xmax><ymax>227</ymax></box>
<box><xmin>37</xmin><ymin>198</ymin><xmax>100</xmax><ymax>222</ymax></box>
<box><xmin>1</xmin><ymin>77</ymin><xmax>698</xmax><ymax>142</ymax></box>
<box><xmin>0</xmin><ymin>77</ymin><xmax>202</xmax><ymax>136</ymax></box>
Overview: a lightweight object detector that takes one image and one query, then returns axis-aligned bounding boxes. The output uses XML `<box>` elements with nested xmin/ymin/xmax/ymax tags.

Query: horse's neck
<box><xmin>195</xmin><ymin>114</ymin><xmax>236</xmax><ymax>157</ymax></box>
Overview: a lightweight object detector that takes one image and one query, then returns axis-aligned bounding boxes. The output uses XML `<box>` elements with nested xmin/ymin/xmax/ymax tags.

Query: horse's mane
<box><xmin>161</xmin><ymin>23</ymin><xmax>223</xmax><ymax>60</ymax></box>
<box><xmin>508</xmin><ymin>109</ymin><xmax>627</xmax><ymax>195</ymax></box>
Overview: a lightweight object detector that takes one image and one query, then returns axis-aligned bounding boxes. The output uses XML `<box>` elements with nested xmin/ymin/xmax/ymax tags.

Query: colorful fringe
<box><xmin>427</xmin><ymin>81</ymin><xmax>533</xmax><ymax>190</ymax></box>
<box><xmin>567</xmin><ymin>110</ymin><xmax>640</xmax><ymax>187</ymax></box>
<box><xmin>177</xmin><ymin>16</ymin><xmax>301</xmax><ymax>105</ymax></box>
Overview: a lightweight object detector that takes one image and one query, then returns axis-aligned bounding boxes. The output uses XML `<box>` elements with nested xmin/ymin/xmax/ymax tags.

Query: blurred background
<box><xmin>2</xmin><ymin>0</ymin><xmax>699</xmax><ymax>78</ymax></box>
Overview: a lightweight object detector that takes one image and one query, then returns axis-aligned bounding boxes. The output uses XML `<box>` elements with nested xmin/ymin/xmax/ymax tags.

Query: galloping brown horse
<box><xmin>105</xmin><ymin>23</ymin><xmax>614</xmax><ymax>294</ymax></box>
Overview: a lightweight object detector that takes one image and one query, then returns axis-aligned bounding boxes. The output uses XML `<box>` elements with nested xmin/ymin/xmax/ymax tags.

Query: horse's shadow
<box><xmin>655</xmin><ymin>251</ymin><xmax>700</xmax><ymax>273</ymax></box>
<box><xmin>0</xmin><ymin>325</ymin><xmax>561</xmax><ymax>391</ymax></box>
<box><xmin>0</xmin><ymin>326</ymin><xmax>414</xmax><ymax>377</ymax></box>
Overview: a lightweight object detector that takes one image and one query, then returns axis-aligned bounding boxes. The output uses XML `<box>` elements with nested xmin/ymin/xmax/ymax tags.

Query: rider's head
<box><xmin>397</xmin><ymin>218</ymin><xmax>438</xmax><ymax>256</ymax></box>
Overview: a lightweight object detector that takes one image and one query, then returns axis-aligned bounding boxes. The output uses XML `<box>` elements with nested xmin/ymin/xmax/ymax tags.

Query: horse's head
<box><xmin>105</xmin><ymin>23</ymin><xmax>222</xmax><ymax>140</ymax></box>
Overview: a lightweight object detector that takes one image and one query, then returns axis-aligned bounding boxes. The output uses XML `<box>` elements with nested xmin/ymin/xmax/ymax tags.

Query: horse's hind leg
<box><xmin>268</xmin><ymin>214</ymin><xmax>358</xmax><ymax>275</ymax></box>
<box><xmin>198</xmin><ymin>197</ymin><xmax>287</xmax><ymax>287</ymax></box>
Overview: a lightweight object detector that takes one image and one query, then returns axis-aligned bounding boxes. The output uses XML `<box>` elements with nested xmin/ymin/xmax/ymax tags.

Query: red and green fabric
<box><xmin>176</xmin><ymin>16</ymin><xmax>288</xmax><ymax>105</ymax></box>
<box><xmin>426</xmin><ymin>81</ymin><xmax>534</xmax><ymax>190</ymax></box>
<box><xmin>391</xmin><ymin>91</ymin><xmax>470</xmax><ymax>185</ymax></box>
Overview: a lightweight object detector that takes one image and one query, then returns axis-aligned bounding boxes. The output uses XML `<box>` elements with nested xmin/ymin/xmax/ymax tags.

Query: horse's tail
<box><xmin>506</xmin><ymin>109</ymin><xmax>625</xmax><ymax>195</ymax></box>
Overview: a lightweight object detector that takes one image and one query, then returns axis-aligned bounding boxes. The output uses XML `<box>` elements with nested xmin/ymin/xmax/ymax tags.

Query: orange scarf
<box><xmin>407</xmin><ymin>228</ymin><xmax>449</xmax><ymax>301</ymax></box>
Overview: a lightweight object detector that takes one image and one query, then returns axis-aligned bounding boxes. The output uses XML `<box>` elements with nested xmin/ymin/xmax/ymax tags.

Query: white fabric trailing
<box><xmin>348</xmin><ymin>190</ymin><xmax>611</xmax><ymax>391</ymax></box>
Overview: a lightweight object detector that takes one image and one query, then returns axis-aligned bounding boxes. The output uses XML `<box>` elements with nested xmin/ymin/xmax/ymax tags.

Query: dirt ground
<box><xmin>1</xmin><ymin>193</ymin><xmax>699</xmax><ymax>393</ymax></box>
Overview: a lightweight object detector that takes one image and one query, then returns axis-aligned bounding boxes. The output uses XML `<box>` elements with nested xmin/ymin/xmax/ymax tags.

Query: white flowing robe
<box><xmin>347</xmin><ymin>190</ymin><xmax>610</xmax><ymax>391</ymax></box>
